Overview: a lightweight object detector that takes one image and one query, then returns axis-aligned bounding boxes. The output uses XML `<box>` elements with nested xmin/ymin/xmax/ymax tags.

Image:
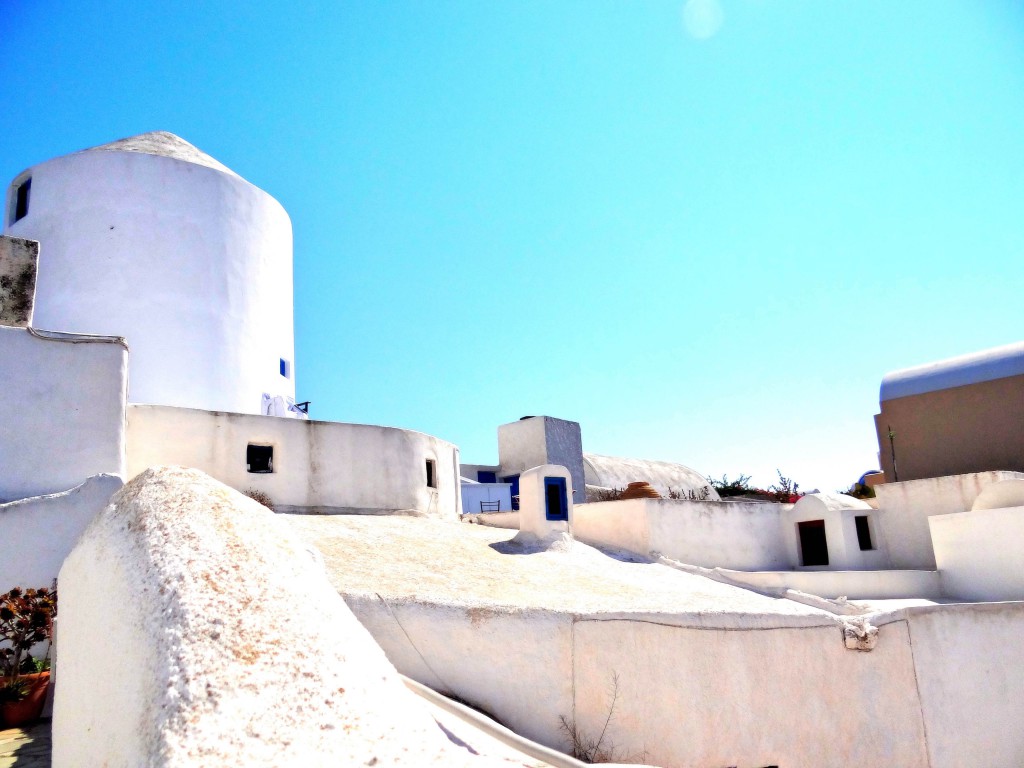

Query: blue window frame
<box><xmin>544</xmin><ymin>476</ymin><xmax>568</xmax><ymax>521</ymax></box>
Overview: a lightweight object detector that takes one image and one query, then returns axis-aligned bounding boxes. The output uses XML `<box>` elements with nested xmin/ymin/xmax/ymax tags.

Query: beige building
<box><xmin>874</xmin><ymin>341</ymin><xmax>1024</xmax><ymax>482</ymax></box>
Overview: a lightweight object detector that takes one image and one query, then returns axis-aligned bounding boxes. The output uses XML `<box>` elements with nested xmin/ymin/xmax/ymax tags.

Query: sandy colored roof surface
<box><xmin>79</xmin><ymin>131</ymin><xmax>240</xmax><ymax>177</ymax></box>
<box><xmin>283</xmin><ymin>515</ymin><xmax>835</xmax><ymax>625</ymax></box>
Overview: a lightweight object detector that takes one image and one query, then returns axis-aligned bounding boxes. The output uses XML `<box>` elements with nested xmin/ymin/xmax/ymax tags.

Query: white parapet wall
<box><xmin>874</xmin><ymin>471</ymin><xmax>1024</xmax><ymax>569</ymax></box>
<box><xmin>0</xmin><ymin>326</ymin><xmax>127</xmax><ymax>502</ymax></box>
<box><xmin>720</xmin><ymin>567</ymin><xmax>943</xmax><ymax>601</ymax></box>
<box><xmin>574</xmin><ymin>497</ymin><xmax>792</xmax><ymax>569</ymax></box>
<box><xmin>126</xmin><ymin>404</ymin><xmax>462</xmax><ymax>518</ymax></box>
<box><xmin>930</xmin><ymin>504</ymin><xmax>1024</xmax><ymax>601</ymax></box>
<box><xmin>0</xmin><ymin>474</ymin><xmax>123</xmax><ymax>592</ymax></box>
<box><xmin>52</xmin><ymin>467</ymin><xmax>515</xmax><ymax>768</ymax></box>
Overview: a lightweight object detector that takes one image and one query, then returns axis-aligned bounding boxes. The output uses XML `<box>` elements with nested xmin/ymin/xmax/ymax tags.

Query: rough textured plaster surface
<box><xmin>78</xmin><ymin>131</ymin><xmax>241</xmax><ymax>177</ymax></box>
<box><xmin>54</xmin><ymin>467</ymin><xmax>530</xmax><ymax>767</ymax></box>
<box><xmin>284</xmin><ymin>514</ymin><xmax>834</xmax><ymax>622</ymax></box>
<box><xmin>0</xmin><ymin>236</ymin><xmax>38</xmax><ymax>326</ymax></box>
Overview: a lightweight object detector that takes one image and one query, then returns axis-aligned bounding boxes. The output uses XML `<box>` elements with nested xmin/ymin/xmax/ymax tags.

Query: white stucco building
<box><xmin>4</xmin><ymin>131</ymin><xmax>295</xmax><ymax>415</ymax></box>
<box><xmin>6</xmin><ymin>132</ymin><xmax>1024</xmax><ymax>767</ymax></box>
<box><xmin>0</xmin><ymin>132</ymin><xmax>464</xmax><ymax>595</ymax></box>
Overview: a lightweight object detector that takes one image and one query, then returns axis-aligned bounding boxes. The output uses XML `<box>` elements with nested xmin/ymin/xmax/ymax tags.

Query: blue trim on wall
<box><xmin>544</xmin><ymin>476</ymin><xmax>568</xmax><ymax>521</ymax></box>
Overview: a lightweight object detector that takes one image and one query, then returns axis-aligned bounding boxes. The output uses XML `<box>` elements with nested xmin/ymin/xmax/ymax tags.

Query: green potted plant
<box><xmin>0</xmin><ymin>584</ymin><xmax>57</xmax><ymax>728</ymax></box>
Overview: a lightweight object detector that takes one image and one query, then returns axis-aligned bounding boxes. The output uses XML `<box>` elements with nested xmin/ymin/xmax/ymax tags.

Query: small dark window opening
<box><xmin>544</xmin><ymin>476</ymin><xmax>569</xmax><ymax>521</ymax></box>
<box><xmin>280</xmin><ymin>358</ymin><xmax>290</xmax><ymax>378</ymax></box>
<box><xmin>247</xmin><ymin>444</ymin><xmax>273</xmax><ymax>473</ymax></box>
<box><xmin>855</xmin><ymin>515</ymin><xmax>874</xmax><ymax>551</ymax></box>
<box><xmin>503</xmin><ymin>475</ymin><xmax>521</xmax><ymax>510</ymax></box>
<box><xmin>477</xmin><ymin>470</ymin><xmax>497</xmax><ymax>484</ymax></box>
<box><xmin>798</xmin><ymin>519</ymin><xmax>829</xmax><ymax>566</ymax></box>
<box><xmin>426</xmin><ymin>459</ymin><xmax>437</xmax><ymax>488</ymax></box>
<box><xmin>13</xmin><ymin>178</ymin><xmax>30</xmax><ymax>224</ymax></box>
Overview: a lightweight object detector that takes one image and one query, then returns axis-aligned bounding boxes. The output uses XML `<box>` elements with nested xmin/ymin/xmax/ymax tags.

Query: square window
<box><xmin>247</xmin><ymin>444</ymin><xmax>273</xmax><ymax>473</ymax></box>
<box><xmin>426</xmin><ymin>459</ymin><xmax>437</xmax><ymax>488</ymax></box>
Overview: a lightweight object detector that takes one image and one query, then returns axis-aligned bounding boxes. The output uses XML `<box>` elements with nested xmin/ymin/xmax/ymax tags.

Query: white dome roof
<box><xmin>583</xmin><ymin>453</ymin><xmax>720</xmax><ymax>500</ymax></box>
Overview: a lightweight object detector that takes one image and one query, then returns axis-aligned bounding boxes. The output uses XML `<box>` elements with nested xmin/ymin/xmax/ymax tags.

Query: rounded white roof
<box><xmin>583</xmin><ymin>453</ymin><xmax>720</xmax><ymax>500</ymax></box>
<box><xmin>76</xmin><ymin>131</ymin><xmax>240</xmax><ymax>178</ymax></box>
<box><xmin>880</xmin><ymin>341</ymin><xmax>1024</xmax><ymax>402</ymax></box>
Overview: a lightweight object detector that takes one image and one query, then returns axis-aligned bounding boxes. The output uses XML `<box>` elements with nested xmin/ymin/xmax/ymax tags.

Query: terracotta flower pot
<box><xmin>0</xmin><ymin>671</ymin><xmax>50</xmax><ymax>729</ymax></box>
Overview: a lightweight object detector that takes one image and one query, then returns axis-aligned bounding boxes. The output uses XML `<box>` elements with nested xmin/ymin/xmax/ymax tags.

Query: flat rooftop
<box><xmin>284</xmin><ymin>515</ymin><xmax>837</xmax><ymax>627</ymax></box>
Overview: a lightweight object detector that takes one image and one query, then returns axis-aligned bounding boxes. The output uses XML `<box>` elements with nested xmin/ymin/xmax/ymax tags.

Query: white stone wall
<box><xmin>53</xmin><ymin>467</ymin><xmax>510</xmax><ymax>767</ymax></box>
<box><xmin>347</xmin><ymin>590</ymin><xmax>1024</xmax><ymax>768</ymax></box>
<box><xmin>5</xmin><ymin>146</ymin><xmax>295</xmax><ymax>415</ymax></box>
<box><xmin>722</xmin><ymin>567</ymin><xmax>943</xmax><ymax>600</ymax></box>
<box><xmin>460</xmin><ymin>482</ymin><xmax>513</xmax><ymax>514</ymax></box>
<box><xmin>574</xmin><ymin>498</ymin><xmax>792</xmax><ymax>570</ymax></box>
<box><xmin>127</xmin><ymin>404</ymin><xmax>462</xmax><ymax>518</ymax></box>
<box><xmin>875</xmin><ymin>471</ymin><xmax>1024</xmax><ymax>569</ymax></box>
<box><xmin>0</xmin><ymin>326</ymin><xmax>127</xmax><ymax>501</ymax></box>
<box><xmin>903</xmin><ymin>602</ymin><xmax>1024</xmax><ymax>768</ymax></box>
<box><xmin>930</xmin><ymin>505</ymin><xmax>1024</xmax><ymax>601</ymax></box>
<box><xmin>0</xmin><ymin>474</ymin><xmax>122</xmax><ymax>592</ymax></box>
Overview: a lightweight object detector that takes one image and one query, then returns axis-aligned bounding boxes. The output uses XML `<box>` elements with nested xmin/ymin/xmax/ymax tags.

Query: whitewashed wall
<box><xmin>53</xmin><ymin>467</ymin><xmax>507</xmax><ymax>768</ymax></box>
<box><xmin>875</xmin><ymin>471</ymin><xmax>1024</xmax><ymax>569</ymax></box>
<box><xmin>0</xmin><ymin>474</ymin><xmax>122</xmax><ymax>592</ymax></box>
<box><xmin>0</xmin><ymin>326</ymin><xmax>127</xmax><ymax>501</ymax></box>
<box><xmin>574</xmin><ymin>498</ymin><xmax>792</xmax><ymax>570</ymax></box>
<box><xmin>930</xmin><ymin>506</ymin><xmax>1024</xmax><ymax>601</ymax></box>
<box><xmin>903</xmin><ymin>602</ymin><xmax>1024</xmax><ymax>768</ymax></box>
<box><xmin>722</xmin><ymin>567</ymin><xmax>943</xmax><ymax>600</ymax></box>
<box><xmin>346</xmin><ymin>593</ymin><xmax>1024</xmax><ymax>767</ymax></box>
<box><xmin>127</xmin><ymin>404</ymin><xmax>462</xmax><ymax>518</ymax></box>
<box><xmin>5</xmin><ymin>144</ymin><xmax>295</xmax><ymax>415</ymax></box>
<box><xmin>460</xmin><ymin>482</ymin><xmax>512</xmax><ymax>514</ymax></box>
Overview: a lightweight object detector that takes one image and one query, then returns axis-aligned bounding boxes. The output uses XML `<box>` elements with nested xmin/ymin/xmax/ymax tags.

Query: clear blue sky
<box><xmin>4</xmin><ymin>1</ymin><xmax>1023</xmax><ymax>492</ymax></box>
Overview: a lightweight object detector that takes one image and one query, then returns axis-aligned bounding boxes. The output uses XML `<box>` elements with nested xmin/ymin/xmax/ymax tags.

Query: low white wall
<box><xmin>0</xmin><ymin>474</ymin><xmax>122</xmax><ymax>592</ymax></box>
<box><xmin>573</xmin><ymin>617</ymin><xmax>930</xmax><ymax>767</ymax></box>
<box><xmin>574</xmin><ymin>498</ymin><xmax>791</xmax><ymax>570</ymax></box>
<box><xmin>460</xmin><ymin>482</ymin><xmax>512</xmax><ymax>514</ymax></box>
<box><xmin>346</xmin><ymin>596</ymin><xmax>575</xmax><ymax>748</ymax></box>
<box><xmin>0</xmin><ymin>326</ymin><xmax>127</xmax><ymax>502</ymax></box>
<box><xmin>875</xmin><ymin>471</ymin><xmax>1024</xmax><ymax>569</ymax></box>
<box><xmin>346</xmin><ymin>591</ymin><xmax>1024</xmax><ymax>767</ymax></box>
<box><xmin>930</xmin><ymin>506</ymin><xmax>1024</xmax><ymax>601</ymax></box>
<box><xmin>722</xmin><ymin>568</ymin><xmax>943</xmax><ymax>600</ymax></box>
<box><xmin>904</xmin><ymin>603</ymin><xmax>1024</xmax><ymax>768</ymax></box>
<box><xmin>53</xmin><ymin>467</ymin><xmax>508</xmax><ymax>767</ymax></box>
<box><xmin>355</xmin><ymin>591</ymin><xmax>1024</xmax><ymax>767</ymax></box>
<box><xmin>126</xmin><ymin>404</ymin><xmax>462</xmax><ymax>519</ymax></box>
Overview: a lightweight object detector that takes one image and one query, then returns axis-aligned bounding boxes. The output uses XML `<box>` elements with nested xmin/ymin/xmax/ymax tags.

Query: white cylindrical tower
<box><xmin>3</xmin><ymin>132</ymin><xmax>295</xmax><ymax>415</ymax></box>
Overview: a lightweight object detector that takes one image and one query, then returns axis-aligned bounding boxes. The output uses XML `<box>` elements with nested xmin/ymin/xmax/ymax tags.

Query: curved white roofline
<box><xmin>75</xmin><ymin>131</ymin><xmax>240</xmax><ymax>178</ymax></box>
<box><xmin>880</xmin><ymin>341</ymin><xmax>1024</xmax><ymax>402</ymax></box>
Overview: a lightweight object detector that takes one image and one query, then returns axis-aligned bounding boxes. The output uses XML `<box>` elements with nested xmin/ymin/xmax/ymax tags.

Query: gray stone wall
<box><xmin>0</xmin><ymin>235</ymin><xmax>39</xmax><ymax>327</ymax></box>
